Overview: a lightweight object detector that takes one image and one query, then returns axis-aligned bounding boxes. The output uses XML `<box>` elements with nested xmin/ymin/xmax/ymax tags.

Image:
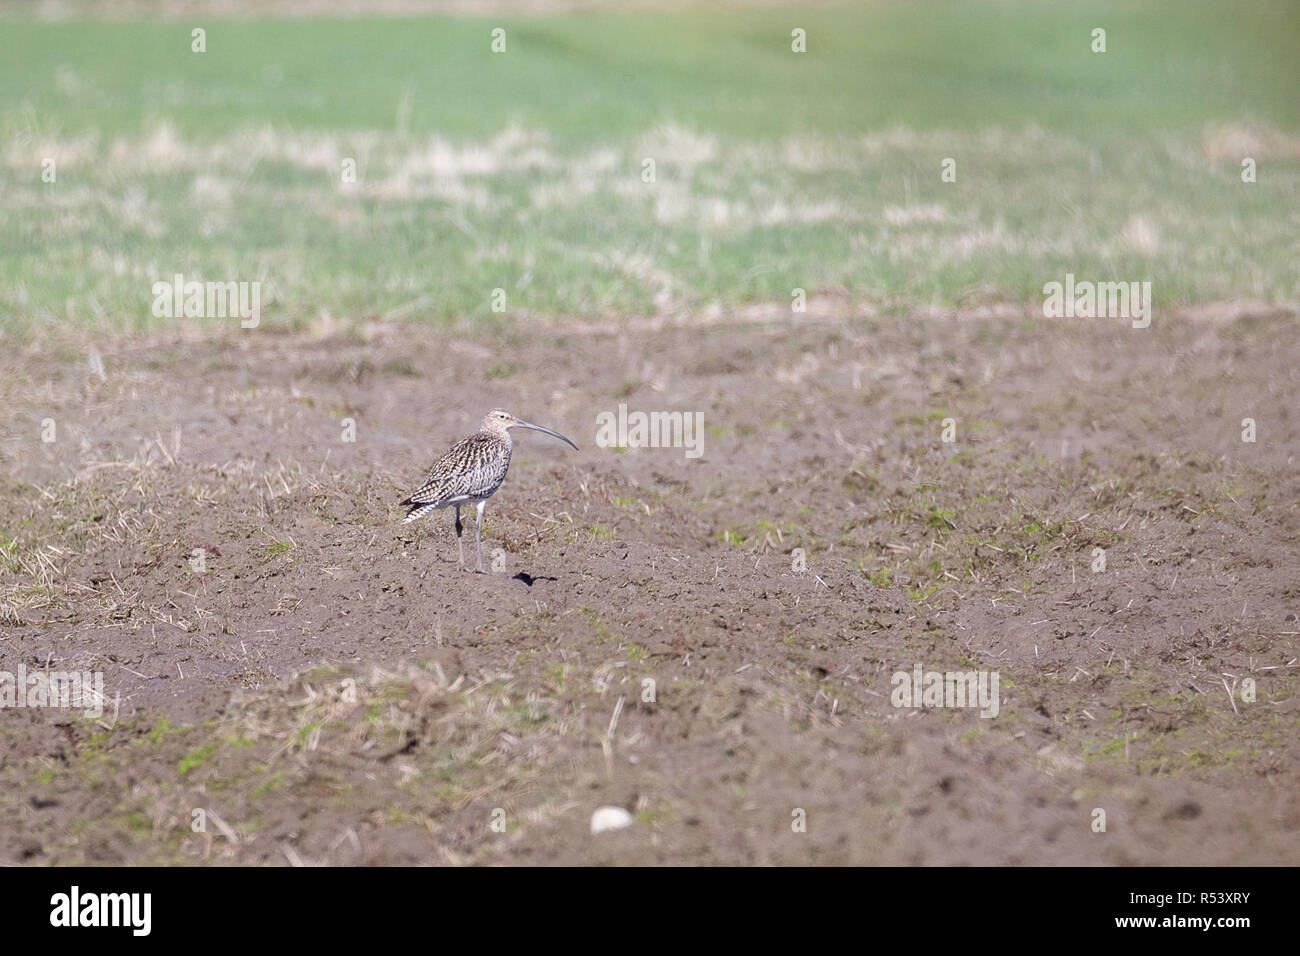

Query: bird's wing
<box><xmin>401</xmin><ymin>434</ymin><xmax>510</xmax><ymax>505</ymax></box>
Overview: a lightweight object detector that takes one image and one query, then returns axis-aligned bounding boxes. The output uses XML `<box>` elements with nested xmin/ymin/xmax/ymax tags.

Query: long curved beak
<box><xmin>514</xmin><ymin>420</ymin><xmax>579</xmax><ymax>451</ymax></box>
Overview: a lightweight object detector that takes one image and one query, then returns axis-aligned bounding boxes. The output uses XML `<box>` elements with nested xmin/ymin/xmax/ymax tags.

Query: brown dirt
<box><xmin>1</xmin><ymin>306</ymin><xmax>1297</xmax><ymax>865</ymax></box>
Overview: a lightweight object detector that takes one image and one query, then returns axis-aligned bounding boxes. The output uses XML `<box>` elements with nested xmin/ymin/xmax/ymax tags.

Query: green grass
<box><xmin>1</xmin><ymin>0</ymin><xmax>1298</xmax><ymax>339</ymax></box>
<box><xmin>261</xmin><ymin>539</ymin><xmax>294</xmax><ymax>560</ymax></box>
<box><xmin>5</xmin><ymin>3</ymin><xmax>1297</xmax><ymax>139</ymax></box>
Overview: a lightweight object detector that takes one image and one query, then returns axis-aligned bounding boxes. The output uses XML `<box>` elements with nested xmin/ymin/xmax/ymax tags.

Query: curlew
<box><xmin>400</xmin><ymin>409</ymin><xmax>578</xmax><ymax>572</ymax></box>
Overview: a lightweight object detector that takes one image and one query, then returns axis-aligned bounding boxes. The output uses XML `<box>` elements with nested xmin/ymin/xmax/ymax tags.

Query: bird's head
<box><xmin>481</xmin><ymin>409</ymin><xmax>578</xmax><ymax>450</ymax></box>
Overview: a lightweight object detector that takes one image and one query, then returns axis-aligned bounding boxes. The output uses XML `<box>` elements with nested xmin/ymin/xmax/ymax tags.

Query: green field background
<box><xmin>2</xmin><ymin>0</ymin><xmax>1297</xmax><ymax>338</ymax></box>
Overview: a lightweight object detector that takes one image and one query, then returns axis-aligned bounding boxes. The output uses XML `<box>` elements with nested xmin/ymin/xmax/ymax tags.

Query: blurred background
<box><xmin>2</xmin><ymin>0</ymin><xmax>1297</xmax><ymax>340</ymax></box>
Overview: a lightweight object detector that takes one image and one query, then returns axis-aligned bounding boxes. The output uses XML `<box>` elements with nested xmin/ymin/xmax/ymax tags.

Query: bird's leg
<box><xmin>454</xmin><ymin>505</ymin><xmax>465</xmax><ymax>569</ymax></box>
<box><xmin>475</xmin><ymin>500</ymin><xmax>487</xmax><ymax>573</ymax></box>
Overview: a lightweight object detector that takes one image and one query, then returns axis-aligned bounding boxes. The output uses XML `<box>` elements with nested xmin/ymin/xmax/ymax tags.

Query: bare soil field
<box><xmin>1</xmin><ymin>305</ymin><xmax>1297</xmax><ymax>865</ymax></box>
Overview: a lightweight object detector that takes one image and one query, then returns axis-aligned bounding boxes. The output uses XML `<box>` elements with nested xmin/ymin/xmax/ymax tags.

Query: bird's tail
<box><xmin>401</xmin><ymin>502</ymin><xmax>439</xmax><ymax>524</ymax></box>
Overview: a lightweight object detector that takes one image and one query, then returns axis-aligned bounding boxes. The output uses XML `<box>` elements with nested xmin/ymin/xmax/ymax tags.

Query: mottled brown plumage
<box><xmin>400</xmin><ymin>409</ymin><xmax>578</xmax><ymax>572</ymax></box>
<box><xmin>402</xmin><ymin>432</ymin><xmax>512</xmax><ymax>514</ymax></box>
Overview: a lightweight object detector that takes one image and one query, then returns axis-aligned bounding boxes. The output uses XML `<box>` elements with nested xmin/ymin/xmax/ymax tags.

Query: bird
<box><xmin>400</xmin><ymin>409</ymin><xmax>578</xmax><ymax>572</ymax></box>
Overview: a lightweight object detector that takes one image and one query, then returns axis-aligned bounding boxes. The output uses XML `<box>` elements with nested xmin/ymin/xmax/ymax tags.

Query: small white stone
<box><xmin>590</xmin><ymin>805</ymin><xmax>634</xmax><ymax>835</ymax></box>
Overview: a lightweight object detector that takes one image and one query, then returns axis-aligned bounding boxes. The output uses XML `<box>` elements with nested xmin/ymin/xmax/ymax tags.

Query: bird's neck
<box><xmin>484</xmin><ymin>428</ymin><xmax>513</xmax><ymax>450</ymax></box>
